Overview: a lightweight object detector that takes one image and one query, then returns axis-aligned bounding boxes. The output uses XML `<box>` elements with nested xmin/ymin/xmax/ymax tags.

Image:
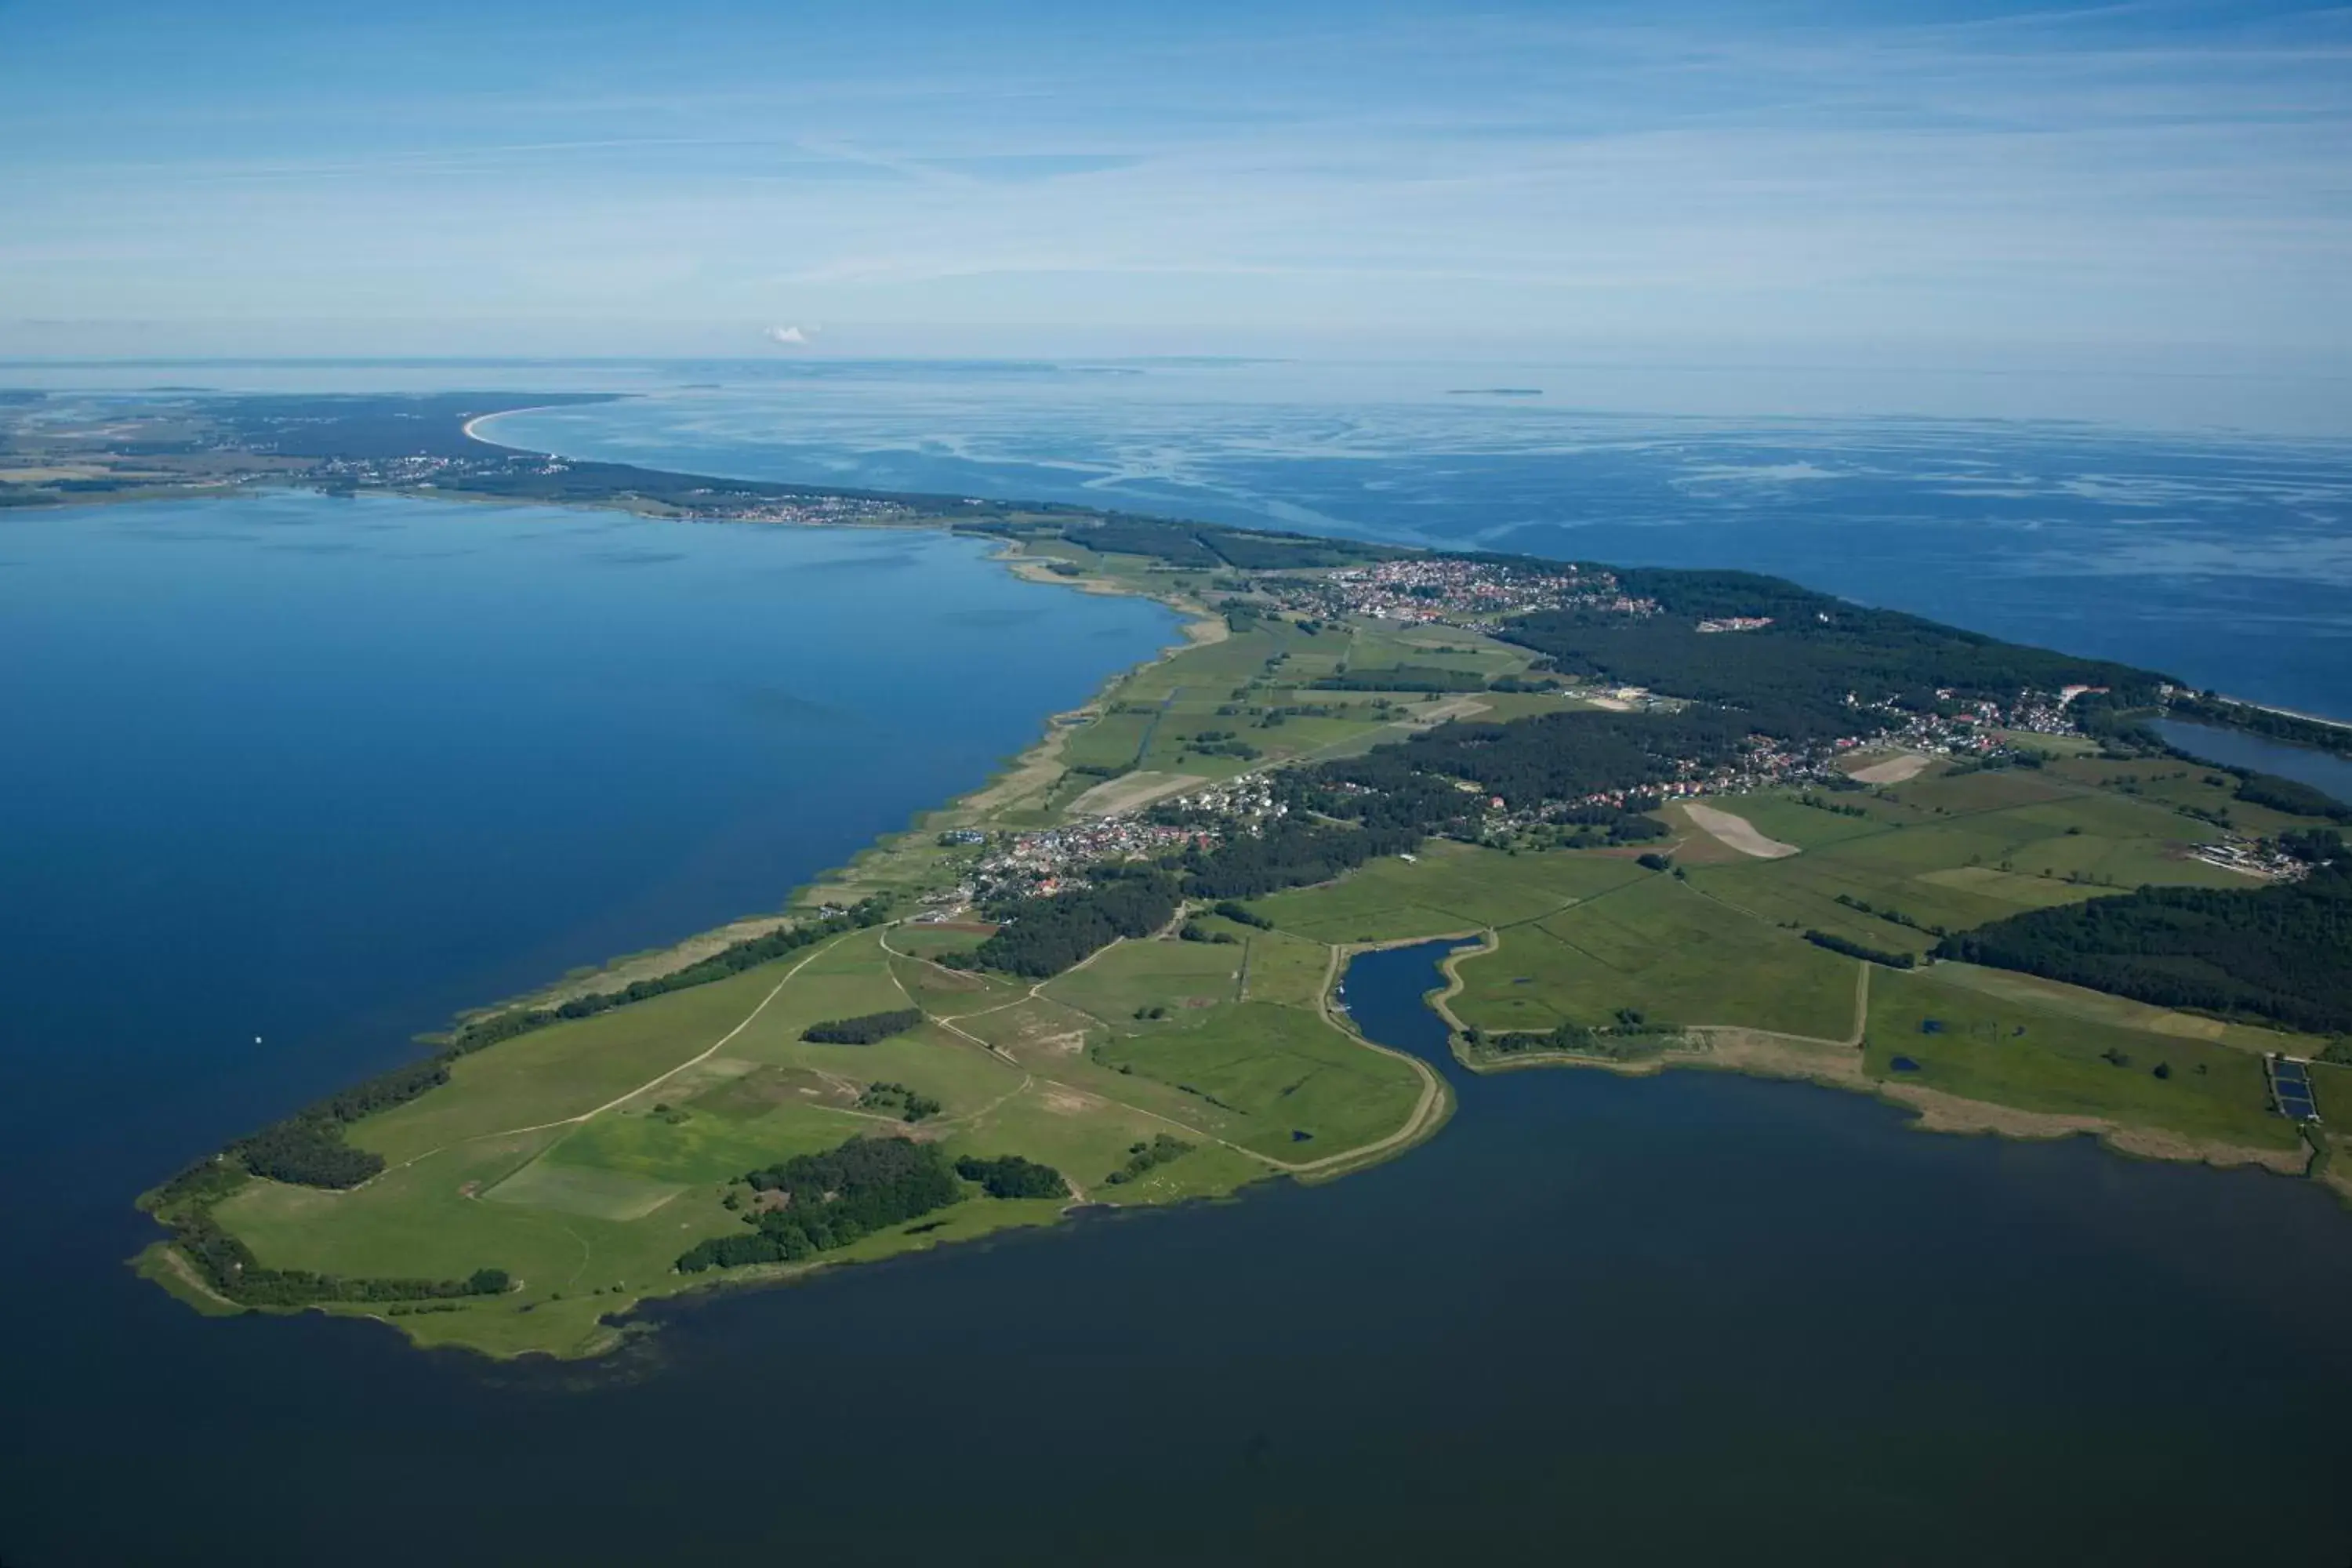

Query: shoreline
<box><xmin>105</xmin><ymin>419</ymin><xmax>2350</xmax><ymax>1353</ymax></box>
<box><xmin>1428</xmin><ymin>929</ymin><xmax>2345</xmax><ymax>1203</ymax></box>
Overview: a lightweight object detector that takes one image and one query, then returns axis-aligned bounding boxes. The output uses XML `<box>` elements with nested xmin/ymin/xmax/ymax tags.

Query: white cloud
<box><xmin>765</xmin><ymin>325</ymin><xmax>817</xmax><ymax>347</ymax></box>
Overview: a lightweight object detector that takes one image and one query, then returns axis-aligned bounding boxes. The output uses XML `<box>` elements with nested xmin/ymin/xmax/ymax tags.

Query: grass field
<box><xmin>210</xmin><ymin>913</ymin><xmax>1432</xmax><ymax>1356</ymax></box>
<box><xmin>1451</xmin><ymin>877</ymin><xmax>1861</xmax><ymax>1040</ymax></box>
<box><xmin>173</xmin><ymin>533</ymin><xmax>2352</xmax><ymax>1359</ymax></box>
<box><xmin>1092</xmin><ymin>999</ymin><xmax>1427</xmax><ymax>1158</ymax></box>
<box><xmin>1862</xmin><ymin>967</ymin><xmax>2301</xmax><ymax>1151</ymax></box>
<box><xmin>1243</xmin><ymin>839</ymin><xmax>1645</xmax><ymax>942</ymax></box>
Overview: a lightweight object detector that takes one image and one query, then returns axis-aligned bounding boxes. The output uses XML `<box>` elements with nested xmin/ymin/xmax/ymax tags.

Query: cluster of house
<box><xmin>2189</xmin><ymin>837</ymin><xmax>2317</xmax><ymax>881</ymax></box>
<box><xmin>1155</xmin><ymin>774</ymin><xmax>1285</xmax><ymax>826</ymax></box>
<box><xmin>955</xmin><ymin>818</ymin><xmax>1214</xmax><ymax>902</ymax></box>
<box><xmin>1259</xmin><ymin>558</ymin><xmax>1654</xmax><ymax>626</ymax></box>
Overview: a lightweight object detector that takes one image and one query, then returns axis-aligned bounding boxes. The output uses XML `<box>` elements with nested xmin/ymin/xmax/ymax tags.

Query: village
<box><xmin>1252</xmin><ymin>556</ymin><xmax>1657</xmax><ymax>626</ymax></box>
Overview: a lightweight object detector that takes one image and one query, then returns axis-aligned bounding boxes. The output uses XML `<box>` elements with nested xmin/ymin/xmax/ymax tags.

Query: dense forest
<box><xmin>1176</xmin><ymin>818</ymin><xmax>1423</xmax><ymax>899</ymax></box>
<box><xmin>1306</xmin><ymin>706</ymin><xmax>1774</xmax><ymax>814</ymax></box>
<box><xmin>2233</xmin><ymin>771</ymin><xmax>2352</xmax><ymax>823</ymax></box>
<box><xmin>677</xmin><ymin>1137</ymin><xmax>962</xmax><ymax>1272</ymax></box>
<box><xmin>803</xmin><ymin>1008</ymin><xmax>924</xmax><ymax>1044</ymax></box>
<box><xmin>1504</xmin><ymin>571</ymin><xmax>2165</xmax><ymax>732</ymax></box>
<box><xmin>2168</xmin><ymin>695</ymin><xmax>2352</xmax><ymax>760</ymax></box>
<box><xmin>952</xmin><ymin>869</ymin><xmax>1182</xmax><ymax>977</ymax></box>
<box><xmin>1935</xmin><ymin>862</ymin><xmax>2352</xmax><ymax>1033</ymax></box>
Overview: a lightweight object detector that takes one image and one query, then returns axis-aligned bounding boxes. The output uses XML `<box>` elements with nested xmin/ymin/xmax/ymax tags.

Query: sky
<box><xmin>1</xmin><ymin>0</ymin><xmax>2347</xmax><ymax>368</ymax></box>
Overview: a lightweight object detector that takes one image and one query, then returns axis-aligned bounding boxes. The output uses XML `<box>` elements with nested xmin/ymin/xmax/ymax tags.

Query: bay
<box><xmin>4</xmin><ymin>405</ymin><xmax>2351</xmax><ymax>1564</ymax></box>
<box><xmin>0</xmin><ymin>492</ymin><xmax>1181</xmax><ymax>1566</ymax></box>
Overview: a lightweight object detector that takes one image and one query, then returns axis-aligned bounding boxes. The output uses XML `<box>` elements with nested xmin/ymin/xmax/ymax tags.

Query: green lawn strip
<box><xmin>1233</xmin><ymin>927</ymin><xmax>1334</xmax><ymax>1008</ymax></box>
<box><xmin>1091</xmin><ymin>1000</ymin><xmax>1423</xmax><ymax>1159</ymax></box>
<box><xmin>1040</xmin><ymin>935</ymin><xmax>1251</xmax><ymax>1022</ymax></box>
<box><xmin>216</xmin><ymin>1127</ymin><xmax>694</xmax><ymax>1294</ymax></box>
<box><xmin>935</xmin><ymin>1084</ymin><xmax>1245</xmax><ymax>1196</ymax></box>
<box><xmin>1920</xmin><ymin>960</ymin><xmax>2324</xmax><ymax>1054</ymax></box>
<box><xmin>1864</xmin><ymin>968</ymin><xmax>2298</xmax><ymax>1150</ymax></box>
<box><xmin>349</xmin><ymin>957</ymin><xmax>833</xmax><ymax>1167</ymax></box>
<box><xmin>1463</xmin><ymin>886</ymin><xmax>1857</xmax><ymax>1040</ymax></box>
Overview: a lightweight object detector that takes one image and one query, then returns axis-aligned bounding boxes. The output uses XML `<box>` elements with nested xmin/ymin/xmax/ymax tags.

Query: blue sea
<box><xmin>2</xmin><ymin>368</ymin><xmax>2350</xmax><ymax>1565</ymax></box>
<box><xmin>481</xmin><ymin>358</ymin><xmax>2352</xmax><ymax>724</ymax></box>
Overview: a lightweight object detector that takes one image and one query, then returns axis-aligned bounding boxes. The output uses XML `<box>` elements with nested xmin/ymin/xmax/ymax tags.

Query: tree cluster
<box><xmin>955</xmin><ymin>1153</ymin><xmax>1069</xmax><ymax>1200</ymax></box>
<box><xmin>803</xmin><ymin>1008</ymin><xmax>924</xmax><ymax>1044</ymax></box>
<box><xmin>1934</xmin><ymin>863</ymin><xmax>2352</xmax><ymax>1033</ymax></box>
<box><xmin>677</xmin><ymin>1137</ymin><xmax>962</xmax><ymax>1273</ymax></box>
<box><xmin>953</xmin><ymin>869</ymin><xmax>1181</xmax><ymax>978</ymax></box>
<box><xmin>1804</xmin><ymin>930</ymin><xmax>1918</xmax><ymax>969</ymax></box>
<box><xmin>1104</xmin><ymin>1134</ymin><xmax>1193</xmax><ymax>1185</ymax></box>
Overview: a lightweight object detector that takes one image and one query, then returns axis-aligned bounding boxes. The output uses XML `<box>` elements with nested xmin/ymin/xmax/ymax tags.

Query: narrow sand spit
<box><xmin>1849</xmin><ymin>750</ymin><xmax>1933</xmax><ymax>785</ymax></box>
<box><xmin>1681</xmin><ymin>801</ymin><xmax>1800</xmax><ymax>858</ymax></box>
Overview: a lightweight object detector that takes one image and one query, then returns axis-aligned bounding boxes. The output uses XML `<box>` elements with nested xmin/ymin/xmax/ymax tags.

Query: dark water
<box><xmin>2154</xmin><ymin>720</ymin><xmax>2352</xmax><ymax>808</ymax></box>
<box><xmin>0</xmin><ymin>492</ymin><xmax>1179</xmax><ymax>1566</ymax></box>
<box><xmin>6</xmin><ymin>485</ymin><xmax>2352</xmax><ymax>1564</ymax></box>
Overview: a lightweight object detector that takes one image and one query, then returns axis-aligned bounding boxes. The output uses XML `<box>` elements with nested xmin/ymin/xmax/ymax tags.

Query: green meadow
<box><xmin>1236</xmin><ymin>768</ymin><xmax>2330</xmax><ymax>1169</ymax></box>
<box><xmin>205</xmin><ymin>913</ymin><xmax>1439</xmax><ymax>1358</ymax></box>
<box><xmin>172</xmin><ymin>535</ymin><xmax>2350</xmax><ymax>1359</ymax></box>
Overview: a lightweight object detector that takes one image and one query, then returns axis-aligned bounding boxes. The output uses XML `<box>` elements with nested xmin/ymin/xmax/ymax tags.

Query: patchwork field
<box><xmin>1231</xmin><ymin>771</ymin><xmax>2331</xmax><ymax>1175</ymax></box>
<box><xmin>208</xmin><ymin>916</ymin><xmax>1439</xmax><ymax>1357</ymax></box>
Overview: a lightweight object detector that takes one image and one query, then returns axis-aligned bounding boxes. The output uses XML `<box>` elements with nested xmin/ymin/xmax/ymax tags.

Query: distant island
<box><xmin>1446</xmin><ymin>387</ymin><xmax>1544</xmax><ymax>397</ymax></box>
<box><xmin>5</xmin><ymin>390</ymin><xmax>2343</xmax><ymax>1359</ymax></box>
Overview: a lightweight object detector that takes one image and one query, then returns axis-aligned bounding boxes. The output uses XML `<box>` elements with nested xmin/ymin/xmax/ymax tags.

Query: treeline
<box><xmin>2169</xmin><ymin>695</ymin><xmax>2352</xmax><ymax>760</ymax></box>
<box><xmin>452</xmin><ymin>898</ymin><xmax>891</xmax><ymax>1054</ymax></box>
<box><xmin>950</xmin><ymin>869</ymin><xmax>1181</xmax><ymax>978</ymax></box>
<box><xmin>1465</xmin><ymin>1020</ymin><xmax>1671</xmax><ymax>1061</ymax></box>
<box><xmin>1307</xmin><ymin>706</ymin><xmax>1777</xmax><ymax>815</ymax></box>
<box><xmin>1105</xmin><ymin>1135</ymin><xmax>1192</xmax><ymax>1185</ymax></box>
<box><xmin>956</xmin><ymin>1154</ymin><xmax>1069</xmax><ymax>1200</ymax></box>
<box><xmin>1310</xmin><ymin>666</ymin><xmax>1487</xmax><ymax>693</ymax></box>
<box><xmin>1934</xmin><ymin>863</ymin><xmax>2352</xmax><ymax>1033</ymax></box>
<box><xmin>677</xmin><ymin>1137</ymin><xmax>961</xmax><ymax>1272</ymax></box>
<box><xmin>2234</xmin><ymin>771</ymin><xmax>2352</xmax><ymax>823</ymax></box>
<box><xmin>1804</xmin><ymin>930</ymin><xmax>1918</xmax><ymax>969</ymax></box>
<box><xmin>158</xmin><ymin>1190</ymin><xmax>508</xmax><ymax>1308</ymax></box>
<box><xmin>210</xmin><ymin>899</ymin><xmax>895</xmax><ymax>1193</ymax></box>
<box><xmin>804</xmin><ymin>1008</ymin><xmax>924</xmax><ymax>1044</ymax></box>
<box><xmin>966</xmin><ymin>514</ymin><xmax>1399</xmax><ymax>572</ymax></box>
<box><xmin>1835</xmin><ymin>893</ymin><xmax>1941</xmax><ymax>937</ymax></box>
<box><xmin>1178</xmin><ymin>819</ymin><xmax>1421</xmax><ymax>900</ymax></box>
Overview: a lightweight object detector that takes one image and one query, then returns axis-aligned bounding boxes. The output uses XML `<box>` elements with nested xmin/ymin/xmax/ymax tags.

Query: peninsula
<box><xmin>7</xmin><ymin>390</ymin><xmax>2343</xmax><ymax>1359</ymax></box>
